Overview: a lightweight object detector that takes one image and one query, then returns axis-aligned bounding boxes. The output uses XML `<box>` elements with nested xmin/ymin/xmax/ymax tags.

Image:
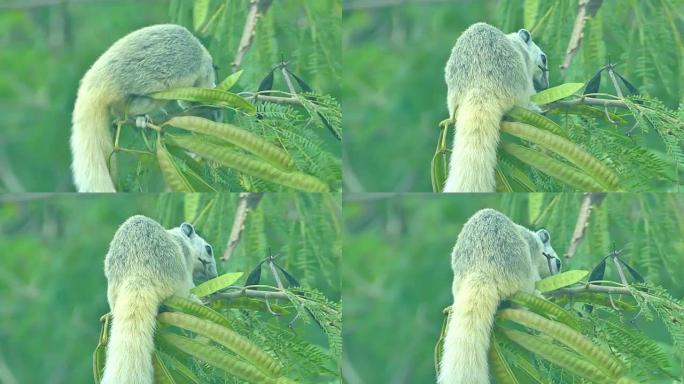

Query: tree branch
<box><xmin>245</xmin><ymin>94</ymin><xmax>303</xmax><ymax>106</ymax></box>
<box><xmin>556</xmin><ymin>283</ymin><xmax>631</xmax><ymax>296</ymax></box>
<box><xmin>564</xmin><ymin>193</ymin><xmax>606</xmax><ymax>259</ymax></box>
<box><xmin>231</xmin><ymin>0</ymin><xmax>273</xmax><ymax>73</ymax></box>
<box><xmin>212</xmin><ymin>288</ymin><xmax>288</xmax><ymax>301</ymax></box>
<box><xmin>546</xmin><ymin>96</ymin><xmax>628</xmax><ymax>110</ymax></box>
<box><xmin>560</xmin><ymin>0</ymin><xmax>604</xmax><ymax>72</ymax></box>
<box><xmin>221</xmin><ymin>193</ymin><xmax>263</xmax><ymax>262</ymax></box>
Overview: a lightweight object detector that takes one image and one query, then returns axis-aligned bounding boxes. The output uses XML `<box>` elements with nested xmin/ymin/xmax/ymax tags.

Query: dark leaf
<box><xmin>284</xmin><ymin>68</ymin><xmax>313</xmax><ymax>93</ymax></box>
<box><xmin>617</xmin><ymin>258</ymin><xmax>645</xmax><ymax>283</ymax></box>
<box><xmin>257</xmin><ymin>68</ymin><xmax>275</xmax><ymax>93</ymax></box>
<box><xmin>584</xmin><ymin>68</ymin><xmax>604</xmax><ymax>95</ymax></box>
<box><xmin>614</xmin><ymin>71</ymin><xmax>640</xmax><ymax>96</ymax></box>
<box><xmin>317</xmin><ymin>111</ymin><xmax>341</xmax><ymax>141</ymax></box>
<box><xmin>588</xmin><ymin>257</ymin><xmax>607</xmax><ymax>283</ymax></box>
<box><xmin>274</xmin><ymin>263</ymin><xmax>300</xmax><ymax>287</ymax></box>
<box><xmin>245</xmin><ymin>260</ymin><xmax>265</xmax><ymax>287</ymax></box>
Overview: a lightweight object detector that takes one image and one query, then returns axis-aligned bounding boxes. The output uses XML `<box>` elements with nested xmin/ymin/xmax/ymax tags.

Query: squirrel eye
<box><xmin>541</xmin><ymin>53</ymin><xmax>547</xmax><ymax>65</ymax></box>
<box><xmin>181</xmin><ymin>223</ymin><xmax>194</xmax><ymax>237</ymax></box>
<box><xmin>205</xmin><ymin>244</ymin><xmax>213</xmax><ymax>256</ymax></box>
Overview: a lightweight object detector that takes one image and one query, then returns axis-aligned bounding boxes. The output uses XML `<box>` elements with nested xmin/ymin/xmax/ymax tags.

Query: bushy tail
<box><xmin>443</xmin><ymin>95</ymin><xmax>504</xmax><ymax>192</ymax></box>
<box><xmin>438</xmin><ymin>278</ymin><xmax>500</xmax><ymax>384</ymax></box>
<box><xmin>101</xmin><ymin>285</ymin><xmax>160</xmax><ymax>384</ymax></box>
<box><xmin>70</xmin><ymin>86</ymin><xmax>116</xmax><ymax>192</ymax></box>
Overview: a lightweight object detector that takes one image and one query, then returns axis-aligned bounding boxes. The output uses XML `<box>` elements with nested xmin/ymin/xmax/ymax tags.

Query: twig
<box><xmin>280</xmin><ymin>66</ymin><xmax>297</xmax><ymax>94</ymax></box>
<box><xmin>212</xmin><ymin>288</ymin><xmax>288</xmax><ymax>301</ymax></box>
<box><xmin>556</xmin><ymin>283</ymin><xmax>631</xmax><ymax>296</ymax></box>
<box><xmin>560</xmin><ymin>0</ymin><xmax>604</xmax><ymax>72</ymax></box>
<box><xmin>606</xmin><ymin>65</ymin><xmax>624</xmax><ymax>98</ymax></box>
<box><xmin>231</xmin><ymin>0</ymin><xmax>272</xmax><ymax>72</ymax></box>
<box><xmin>268</xmin><ymin>259</ymin><xmax>284</xmax><ymax>289</ymax></box>
<box><xmin>564</xmin><ymin>193</ymin><xmax>606</xmax><ymax>258</ymax></box>
<box><xmin>245</xmin><ymin>94</ymin><xmax>303</xmax><ymax>106</ymax></box>
<box><xmin>221</xmin><ymin>193</ymin><xmax>263</xmax><ymax>262</ymax></box>
<box><xmin>612</xmin><ymin>253</ymin><xmax>629</xmax><ymax>286</ymax></box>
<box><xmin>546</xmin><ymin>96</ymin><xmax>628</xmax><ymax>110</ymax></box>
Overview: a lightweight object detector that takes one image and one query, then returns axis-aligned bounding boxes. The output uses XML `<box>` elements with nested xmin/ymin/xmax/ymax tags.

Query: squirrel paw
<box><xmin>135</xmin><ymin>115</ymin><xmax>152</xmax><ymax>129</ymax></box>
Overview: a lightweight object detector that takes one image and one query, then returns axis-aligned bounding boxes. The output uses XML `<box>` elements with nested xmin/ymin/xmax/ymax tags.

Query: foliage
<box><xmin>343</xmin><ymin>0</ymin><xmax>684</xmax><ymax>192</ymax></box>
<box><xmin>0</xmin><ymin>193</ymin><xmax>341</xmax><ymax>383</ymax></box>
<box><xmin>343</xmin><ymin>193</ymin><xmax>684</xmax><ymax>383</ymax></box>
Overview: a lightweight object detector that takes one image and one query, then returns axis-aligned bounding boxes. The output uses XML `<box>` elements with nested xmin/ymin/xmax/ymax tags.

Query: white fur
<box><xmin>443</xmin><ymin>23</ymin><xmax>547</xmax><ymax>192</ymax></box>
<box><xmin>437</xmin><ymin>209</ymin><xmax>559</xmax><ymax>384</ymax></box>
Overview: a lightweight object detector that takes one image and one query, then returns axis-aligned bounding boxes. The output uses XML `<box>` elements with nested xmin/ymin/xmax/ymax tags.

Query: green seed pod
<box><xmin>151</xmin><ymin>87</ymin><xmax>256</xmax><ymax>114</ymax></box>
<box><xmin>161</xmin><ymin>332</ymin><xmax>277</xmax><ymax>384</ymax></box>
<box><xmin>171</xmin><ymin>135</ymin><xmax>329</xmax><ymax>192</ymax></box>
<box><xmin>163</xmin><ymin>295</ymin><xmax>232</xmax><ymax>329</ymax></box>
<box><xmin>501</xmin><ymin>142</ymin><xmax>604</xmax><ymax>191</ymax></box>
<box><xmin>157</xmin><ymin>137</ymin><xmax>194</xmax><ymax>192</ymax></box>
<box><xmin>501</xmin><ymin>122</ymin><xmax>620</xmax><ymax>190</ymax></box>
<box><xmin>166</xmin><ymin>116</ymin><xmax>295</xmax><ymax>172</ymax></box>
<box><xmin>158</xmin><ymin>312</ymin><xmax>284</xmax><ymax>378</ymax></box>
<box><xmin>509</xmin><ymin>292</ymin><xmax>578</xmax><ymax>329</ymax></box>
<box><xmin>503</xmin><ymin>329</ymin><xmax>614</xmax><ymax>384</ymax></box>
<box><xmin>499</xmin><ymin>309</ymin><xmax>626</xmax><ymax>377</ymax></box>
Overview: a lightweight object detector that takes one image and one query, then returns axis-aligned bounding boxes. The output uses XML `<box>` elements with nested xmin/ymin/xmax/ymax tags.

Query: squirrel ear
<box><xmin>537</xmin><ymin>229</ymin><xmax>550</xmax><ymax>243</ymax></box>
<box><xmin>518</xmin><ymin>29</ymin><xmax>531</xmax><ymax>43</ymax></box>
<box><xmin>180</xmin><ymin>223</ymin><xmax>194</xmax><ymax>237</ymax></box>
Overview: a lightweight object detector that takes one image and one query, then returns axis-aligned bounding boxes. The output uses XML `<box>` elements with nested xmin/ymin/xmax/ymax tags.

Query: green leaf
<box><xmin>524</xmin><ymin>0</ymin><xmax>539</xmax><ymax>29</ymax></box>
<box><xmin>193</xmin><ymin>0</ymin><xmax>210</xmax><ymax>31</ymax></box>
<box><xmin>151</xmin><ymin>87</ymin><xmax>256</xmax><ymax>114</ymax></box>
<box><xmin>156</xmin><ymin>138</ymin><xmax>194</xmax><ymax>192</ymax></box>
<box><xmin>218</xmin><ymin>69</ymin><xmax>244</xmax><ymax>91</ymax></box>
<box><xmin>489</xmin><ymin>333</ymin><xmax>519</xmax><ymax>384</ymax></box>
<box><xmin>531</xmin><ymin>83</ymin><xmax>585</xmax><ymax>104</ymax></box>
<box><xmin>191</xmin><ymin>272</ymin><xmax>244</xmax><ymax>297</ymax></box>
<box><xmin>536</xmin><ymin>270</ymin><xmax>589</xmax><ymax>292</ymax></box>
<box><xmin>152</xmin><ymin>351</ymin><xmax>177</xmax><ymax>384</ymax></box>
<box><xmin>155</xmin><ymin>351</ymin><xmax>200</xmax><ymax>384</ymax></box>
<box><xmin>431</xmin><ymin>124</ymin><xmax>449</xmax><ymax>192</ymax></box>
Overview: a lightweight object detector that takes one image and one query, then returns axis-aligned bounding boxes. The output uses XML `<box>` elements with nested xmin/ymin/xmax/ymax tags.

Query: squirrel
<box><xmin>70</xmin><ymin>24</ymin><xmax>217</xmax><ymax>192</ymax></box>
<box><xmin>438</xmin><ymin>208</ymin><xmax>561</xmax><ymax>384</ymax></box>
<box><xmin>443</xmin><ymin>23</ymin><xmax>549</xmax><ymax>192</ymax></box>
<box><xmin>101</xmin><ymin>215</ymin><xmax>217</xmax><ymax>384</ymax></box>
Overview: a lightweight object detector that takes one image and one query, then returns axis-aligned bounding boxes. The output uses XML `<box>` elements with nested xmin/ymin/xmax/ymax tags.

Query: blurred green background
<box><xmin>0</xmin><ymin>0</ymin><xmax>340</xmax><ymax>192</ymax></box>
<box><xmin>0</xmin><ymin>193</ymin><xmax>341</xmax><ymax>383</ymax></box>
<box><xmin>343</xmin><ymin>193</ymin><xmax>684</xmax><ymax>383</ymax></box>
<box><xmin>343</xmin><ymin>0</ymin><xmax>684</xmax><ymax>192</ymax></box>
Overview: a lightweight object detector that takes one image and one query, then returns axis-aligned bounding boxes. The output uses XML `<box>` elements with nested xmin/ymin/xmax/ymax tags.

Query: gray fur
<box><xmin>71</xmin><ymin>24</ymin><xmax>216</xmax><ymax>192</ymax></box>
<box><xmin>442</xmin><ymin>23</ymin><xmax>549</xmax><ymax>192</ymax></box>
<box><xmin>102</xmin><ymin>215</ymin><xmax>216</xmax><ymax>384</ymax></box>
<box><xmin>439</xmin><ymin>209</ymin><xmax>560</xmax><ymax>384</ymax></box>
